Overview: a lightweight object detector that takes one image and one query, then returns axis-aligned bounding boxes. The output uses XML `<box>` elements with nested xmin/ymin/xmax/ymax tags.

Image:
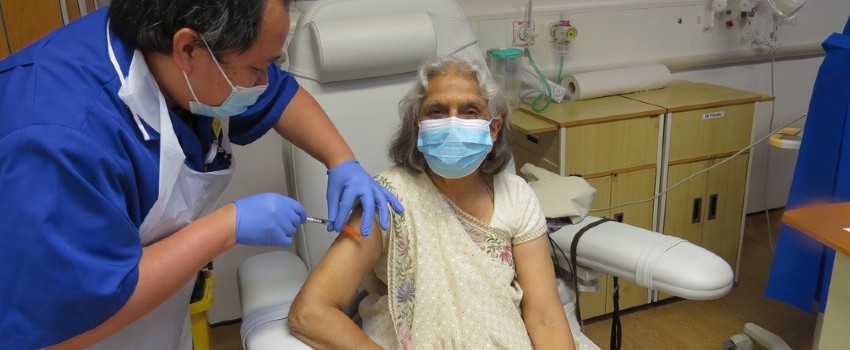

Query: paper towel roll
<box><xmin>564</xmin><ymin>64</ymin><xmax>671</xmax><ymax>100</ymax></box>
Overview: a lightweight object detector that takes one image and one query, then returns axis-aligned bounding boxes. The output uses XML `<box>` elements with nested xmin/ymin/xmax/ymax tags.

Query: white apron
<box><xmin>91</xmin><ymin>25</ymin><xmax>236</xmax><ymax>350</ymax></box>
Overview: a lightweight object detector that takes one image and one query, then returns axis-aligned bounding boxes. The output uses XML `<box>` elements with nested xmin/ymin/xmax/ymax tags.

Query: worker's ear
<box><xmin>172</xmin><ymin>28</ymin><xmax>202</xmax><ymax>74</ymax></box>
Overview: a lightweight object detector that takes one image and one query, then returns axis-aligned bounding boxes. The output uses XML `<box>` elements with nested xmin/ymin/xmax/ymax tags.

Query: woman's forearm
<box><xmin>524</xmin><ymin>311</ymin><xmax>576</xmax><ymax>350</ymax></box>
<box><xmin>288</xmin><ymin>303</ymin><xmax>382</xmax><ymax>350</ymax></box>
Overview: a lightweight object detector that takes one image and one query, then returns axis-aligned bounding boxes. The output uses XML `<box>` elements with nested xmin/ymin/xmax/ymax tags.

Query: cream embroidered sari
<box><xmin>358</xmin><ymin>166</ymin><xmax>547</xmax><ymax>349</ymax></box>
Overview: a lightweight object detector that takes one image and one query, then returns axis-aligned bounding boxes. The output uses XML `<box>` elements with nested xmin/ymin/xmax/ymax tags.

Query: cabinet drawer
<box><xmin>585</xmin><ymin>168</ymin><xmax>655</xmax><ymax>229</ymax></box>
<box><xmin>610</xmin><ymin>168</ymin><xmax>656</xmax><ymax>230</ymax></box>
<box><xmin>510</xmin><ymin>129</ymin><xmax>559</xmax><ymax>167</ymax></box>
<box><xmin>668</xmin><ymin>103</ymin><xmax>754</xmax><ymax>162</ymax></box>
<box><xmin>703</xmin><ymin>154</ymin><xmax>749</xmax><ymax>267</ymax></box>
<box><xmin>512</xmin><ymin>143</ymin><xmax>559</xmax><ymax>175</ymax></box>
<box><xmin>564</xmin><ymin>116</ymin><xmax>659</xmax><ymax>176</ymax></box>
<box><xmin>585</xmin><ymin>176</ymin><xmax>611</xmax><ymax>217</ymax></box>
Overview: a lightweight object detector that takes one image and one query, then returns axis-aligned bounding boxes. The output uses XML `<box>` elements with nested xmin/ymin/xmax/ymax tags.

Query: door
<box><xmin>0</xmin><ymin>0</ymin><xmax>96</xmax><ymax>54</ymax></box>
<box><xmin>0</xmin><ymin>0</ymin><xmax>64</xmax><ymax>53</ymax></box>
<box><xmin>658</xmin><ymin>160</ymin><xmax>710</xmax><ymax>301</ymax></box>
<box><xmin>702</xmin><ymin>154</ymin><xmax>749</xmax><ymax>267</ymax></box>
<box><xmin>663</xmin><ymin>160</ymin><xmax>710</xmax><ymax>245</ymax></box>
<box><xmin>577</xmin><ymin>169</ymin><xmax>657</xmax><ymax>318</ymax></box>
<box><xmin>0</xmin><ymin>11</ymin><xmax>9</xmax><ymax>59</ymax></box>
<box><xmin>604</xmin><ymin>169</ymin><xmax>655</xmax><ymax>312</ymax></box>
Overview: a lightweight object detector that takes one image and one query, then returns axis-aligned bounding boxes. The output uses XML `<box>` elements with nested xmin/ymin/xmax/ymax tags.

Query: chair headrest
<box><xmin>288</xmin><ymin>11</ymin><xmax>437</xmax><ymax>84</ymax></box>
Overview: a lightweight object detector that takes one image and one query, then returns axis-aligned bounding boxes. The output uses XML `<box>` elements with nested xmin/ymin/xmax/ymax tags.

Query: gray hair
<box><xmin>388</xmin><ymin>55</ymin><xmax>512</xmax><ymax>175</ymax></box>
<box><xmin>109</xmin><ymin>0</ymin><xmax>293</xmax><ymax>60</ymax></box>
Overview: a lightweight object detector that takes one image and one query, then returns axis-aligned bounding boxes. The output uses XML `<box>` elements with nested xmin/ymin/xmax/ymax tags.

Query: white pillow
<box><xmin>294</xmin><ymin>11</ymin><xmax>437</xmax><ymax>83</ymax></box>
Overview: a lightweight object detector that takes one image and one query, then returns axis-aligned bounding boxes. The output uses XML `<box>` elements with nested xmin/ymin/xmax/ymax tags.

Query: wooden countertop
<box><xmin>622</xmin><ymin>80</ymin><xmax>775</xmax><ymax>112</ymax></box>
<box><xmin>520</xmin><ymin>95</ymin><xmax>665</xmax><ymax>128</ymax></box>
<box><xmin>782</xmin><ymin>202</ymin><xmax>850</xmax><ymax>257</ymax></box>
<box><xmin>508</xmin><ymin>80</ymin><xmax>774</xmax><ymax>134</ymax></box>
<box><xmin>509</xmin><ymin>109</ymin><xmax>558</xmax><ymax>135</ymax></box>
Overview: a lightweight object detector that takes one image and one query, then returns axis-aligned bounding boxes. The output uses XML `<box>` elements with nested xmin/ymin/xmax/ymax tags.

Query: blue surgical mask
<box><xmin>417</xmin><ymin>117</ymin><xmax>493</xmax><ymax>179</ymax></box>
<box><xmin>182</xmin><ymin>42</ymin><xmax>268</xmax><ymax>118</ymax></box>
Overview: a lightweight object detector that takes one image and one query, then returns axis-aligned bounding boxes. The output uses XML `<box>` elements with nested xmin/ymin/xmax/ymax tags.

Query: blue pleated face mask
<box><xmin>417</xmin><ymin>117</ymin><xmax>494</xmax><ymax>179</ymax></box>
<box><xmin>182</xmin><ymin>42</ymin><xmax>268</xmax><ymax>118</ymax></box>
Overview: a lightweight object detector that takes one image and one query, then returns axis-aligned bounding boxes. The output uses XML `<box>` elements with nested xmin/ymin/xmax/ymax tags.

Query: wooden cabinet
<box><xmin>0</xmin><ymin>13</ymin><xmax>9</xmax><ymax>58</ymax></box>
<box><xmin>510</xmin><ymin>81</ymin><xmax>772</xmax><ymax>319</ymax></box>
<box><xmin>509</xmin><ymin>96</ymin><xmax>666</xmax><ymax>319</ymax></box>
<box><xmin>622</xmin><ymin>81</ymin><xmax>772</xmax><ymax>301</ymax></box>
<box><xmin>663</xmin><ymin>155</ymin><xmax>749</xmax><ymax>266</ymax></box>
<box><xmin>0</xmin><ymin>0</ymin><xmax>97</xmax><ymax>58</ymax></box>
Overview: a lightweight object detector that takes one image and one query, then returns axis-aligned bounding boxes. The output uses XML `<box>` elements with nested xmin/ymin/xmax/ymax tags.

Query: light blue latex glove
<box><xmin>234</xmin><ymin>193</ymin><xmax>306</xmax><ymax>247</ymax></box>
<box><xmin>326</xmin><ymin>160</ymin><xmax>404</xmax><ymax>236</ymax></box>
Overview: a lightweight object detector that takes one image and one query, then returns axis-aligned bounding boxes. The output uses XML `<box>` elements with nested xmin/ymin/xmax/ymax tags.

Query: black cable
<box><xmin>549</xmin><ymin>232</ymin><xmax>575</xmax><ymax>282</ymax></box>
<box><xmin>567</xmin><ymin>217</ymin><xmax>612</xmax><ymax>331</ymax></box>
<box><xmin>210</xmin><ymin>318</ymin><xmax>242</xmax><ymax>328</ymax></box>
<box><xmin>610</xmin><ymin>277</ymin><xmax>622</xmax><ymax>350</ymax></box>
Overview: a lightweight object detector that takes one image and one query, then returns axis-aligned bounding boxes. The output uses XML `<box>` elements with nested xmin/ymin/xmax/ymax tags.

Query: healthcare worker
<box><xmin>0</xmin><ymin>0</ymin><xmax>403</xmax><ymax>349</ymax></box>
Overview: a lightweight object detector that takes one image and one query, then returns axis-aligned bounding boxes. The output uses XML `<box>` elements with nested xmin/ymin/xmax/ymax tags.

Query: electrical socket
<box><xmin>710</xmin><ymin>0</ymin><xmax>728</xmax><ymax>12</ymax></box>
<box><xmin>738</xmin><ymin>0</ymin><xmax>759</xmax><ymax>13</ymax></box>
<box><xmin>512</xmin><ymin>20</ymin><xmax>536</xmax><ymax>47</ymax></box>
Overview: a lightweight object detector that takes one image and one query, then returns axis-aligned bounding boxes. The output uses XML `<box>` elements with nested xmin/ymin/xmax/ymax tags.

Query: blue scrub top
<box><xmin>0</xmin><ymin>8</ymin><xmax>298</xmax><ymax>349</ymax></box>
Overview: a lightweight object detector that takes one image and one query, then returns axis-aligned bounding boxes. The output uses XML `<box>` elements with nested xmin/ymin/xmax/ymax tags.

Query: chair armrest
<box><xmin>549</xmin><ymin>217</ymin><xmax>734</xmax><ymax>300</ymax></box>
<box><xmin>237</xmin><ymin>251</ymin><xmax>311</xmax><ymax>350</ymax></box>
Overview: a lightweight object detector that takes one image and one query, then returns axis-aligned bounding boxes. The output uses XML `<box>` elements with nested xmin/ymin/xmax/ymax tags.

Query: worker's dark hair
<box><xmin>109</xmin><ymin>0</ymin><xmax>292</xmax><ymax>59</ymax></box>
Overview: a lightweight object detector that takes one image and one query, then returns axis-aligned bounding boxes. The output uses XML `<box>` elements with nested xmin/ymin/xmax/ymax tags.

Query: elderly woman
<box><xmin>288</xmin><ymin>55</ymin><xmax>577</xmax><ymax>349</ymax></box>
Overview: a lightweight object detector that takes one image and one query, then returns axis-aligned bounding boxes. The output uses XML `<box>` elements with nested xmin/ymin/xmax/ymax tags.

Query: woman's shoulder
<box><xmin>494</xmin><ymin>171</ymin><xmax>535</xmax><ymax>195</ymax></box>
<box><xmin>378</xmin><ymin>165</ymin><xmax>426</xmax><ymax>183</ymax></box>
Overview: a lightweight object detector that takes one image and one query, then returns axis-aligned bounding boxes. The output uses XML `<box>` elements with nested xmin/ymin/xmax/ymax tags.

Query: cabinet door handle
<box><xmin>708</xmin><ymin>194</ymin><xmax>718</xmax><ymax>220</ymax></box>
<box><xmin>77</xmin><ymin>0</ymin><xmax>89</xmax><ymax>16</ymax></box>
<box><xmin>59</xmin><ymin>0</ymin><xmax>71</xmax><ymax>25</ymax></box>
<box><xmin>614</xmin><ymin>213</ymin><xmax>624</xmax><ymax>222</ymax></box>
<box><xmin>691</xmin><ymin>197</ymin><xmax>702</xmax><ymax>224</ymax></box>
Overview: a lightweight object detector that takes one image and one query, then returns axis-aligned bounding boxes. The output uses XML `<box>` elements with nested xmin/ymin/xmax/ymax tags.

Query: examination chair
<box><xmin>237</xmin><ymin>1</ymin><xmax>734</xmax><ymax>348</ymax></box>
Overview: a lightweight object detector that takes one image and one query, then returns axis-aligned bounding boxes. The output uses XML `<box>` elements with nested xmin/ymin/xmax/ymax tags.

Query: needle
<box><xmin>306</xmin><ymin>216</ymin><xmax>329</xmax><ymax>225</ymax></box>
<box><xmin>306</xmin><ymin>216</ymin><xmax>361</xmax><ymax>239</ymax></box>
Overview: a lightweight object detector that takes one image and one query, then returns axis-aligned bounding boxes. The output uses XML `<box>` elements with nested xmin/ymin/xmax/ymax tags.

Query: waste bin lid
<box><xmin>487</xmin><ymin>48</ymin><xmax>523</xmax><ymax>59</ymax></box>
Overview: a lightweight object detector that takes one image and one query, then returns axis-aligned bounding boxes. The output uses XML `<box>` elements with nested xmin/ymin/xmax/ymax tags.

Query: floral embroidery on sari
<box><xmin>452</xmin><ymin>202</ymin><xmax>515</xmax><ymax>267</ymax></box>
<box><xmin>375</xmin><ymin>175</ymin><xmax>414</xmax><ymax>350</ymax></box>
<box><xmin>365</xmin><ymin>169</ymin><xmax>547</xmax><ymax>349</ymax></box>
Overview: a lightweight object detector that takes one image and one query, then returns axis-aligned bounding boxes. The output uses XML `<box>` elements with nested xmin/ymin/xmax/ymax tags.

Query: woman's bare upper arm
<box><xmin>513</xmin><ymin>235</ymin><xmax>561</xmax><ymax>309</ymax></box>
<box><xmin>294</xmin><ymin>211</ymin><xmax>384</xmax><ymax>310</ymax></box>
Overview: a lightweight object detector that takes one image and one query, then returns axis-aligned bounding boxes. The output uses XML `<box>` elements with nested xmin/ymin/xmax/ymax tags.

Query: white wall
<box><xmin>209</xmin><ymin>0</ymin><xmax>850</xmax><ymax>322</ymax></box>
<box><xmin>208</xmin><ymin>133</ymin><xmax>295</xmax><ymax>322</ymax></box>
<box><xmin>464</xmin><ymin>0</ymin><xmax>846</xmax><ymax>213</ymax></box>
